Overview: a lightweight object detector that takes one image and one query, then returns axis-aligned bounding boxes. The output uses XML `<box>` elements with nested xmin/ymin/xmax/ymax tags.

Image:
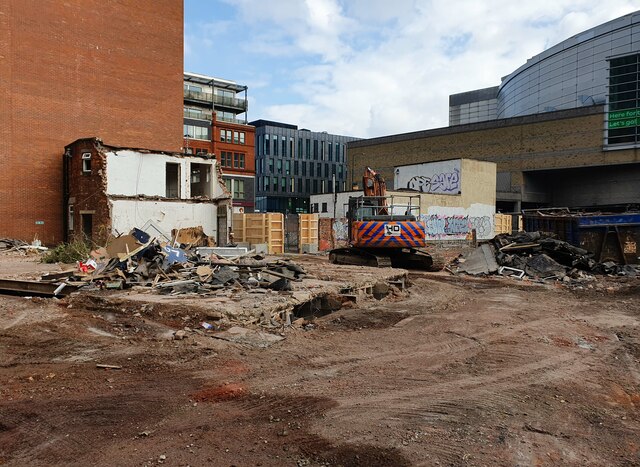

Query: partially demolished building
<box><xmin>63</xmin><ymin>138</ymin><xmax>231</xmax><ymax>246</ymax></box>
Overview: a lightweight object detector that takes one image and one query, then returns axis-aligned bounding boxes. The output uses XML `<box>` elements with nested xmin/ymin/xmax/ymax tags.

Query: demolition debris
<box><xmin>453</xmin><ymin>231</ymin><xmax>640</xmax><ymax>282</ymax></box>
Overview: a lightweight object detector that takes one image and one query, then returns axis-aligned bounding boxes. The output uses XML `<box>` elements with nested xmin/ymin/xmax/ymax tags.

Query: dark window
<box><xmin>313</xmin><ymin>140</ymin><xmax>318</xmax><ymax>159</ymax></box>
<box><xmin>166</xmin><ymin>163</ymin><xmax>180</xmax><ymax>197</ymax></box>
<box><xmin>298</xmin><ymin>138</ymin><xmax>303</xmax><ymax>158</ymax></box>
<box><xmin>81</xmin><ymin>213</ymin><xmax>93</xmax><ymax>241</ymax></box>
<box><xmin>294</xmin><ymin>161</ymin><xmax>299</xmax><ymax>175</ymax></box>
<box><xmin>305</xmin><ymin>139</ymin><xmax>311</xmax><ymax>158</ymax></box>
<box><xmin>313</xmin><ymin>179</ymin><xmax>318</xmax><ymax>193</ymax></box>
<box><xmin>328</xmin><ymin>142</ymin><xmax>333</xmax><ymax>161</ymax></box>
<box><xmin>281</xmin><ymin>136</ymin><xmax>287</xmax><ymax>157</ymax></box>
<box><xmin>321</xmin><ymin>202</ymin><xmax>328</xmax><ymax>213</ymax></box>
<box><xmin>302</xmin><ymin>161</ymin><xmax>306</xmax><ymax>176</ymax></box>
<box><xmin>265</xmin><ymin>134</ymin><xmax>270</xmax><ymax>155</ymax></box>
<box><xmin>273</xmin><ymin>137</ymin><xmax>278</xmax><ymax>156</ymax></box>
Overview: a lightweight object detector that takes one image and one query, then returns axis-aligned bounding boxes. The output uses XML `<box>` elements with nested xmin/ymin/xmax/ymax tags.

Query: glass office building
<box><xmin>251</xmin><ymin>120</ymin><xmax>359</xmax><ymax>214</ymax></box>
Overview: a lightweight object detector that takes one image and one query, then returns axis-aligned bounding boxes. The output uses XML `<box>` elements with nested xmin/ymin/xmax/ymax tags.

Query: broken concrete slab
<box><xmin>213</xmin><ymin>326</ymin><xmax>285</xmax><ymax>348</ymax></box>
<box><xmin>459</xmin><ymin>244</ymin><xmax>498</xmax><ymax>275</ymax></box>
<box><xmin>525</xmin><ymin>254</ymin><xmax>566</xmax><ymax>279</ymax></box>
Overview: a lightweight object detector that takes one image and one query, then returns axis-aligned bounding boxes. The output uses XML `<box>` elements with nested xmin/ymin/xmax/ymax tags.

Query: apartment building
<box><xmin>183</xmin><ymin>72</ymin><xmax>256</xmax><ymax>212</ymax></box>
<box><xmin>251</xmin><ymin>120</ymin><xmax>359</xmax><ymax>214</ymax></box>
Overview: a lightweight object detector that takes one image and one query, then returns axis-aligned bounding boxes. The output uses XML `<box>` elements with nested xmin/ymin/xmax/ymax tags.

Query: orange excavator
<box><xmin>329</xmin><ymin>167</ymin><xmax>433</xmax><ymax>268</ymax></box>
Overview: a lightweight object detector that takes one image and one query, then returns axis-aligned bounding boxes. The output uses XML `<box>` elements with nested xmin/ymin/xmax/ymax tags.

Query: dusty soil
<box><xmin>1</xmin><ymin>253</ymin><xmax>639</xmax><ymax>466</ymax></box>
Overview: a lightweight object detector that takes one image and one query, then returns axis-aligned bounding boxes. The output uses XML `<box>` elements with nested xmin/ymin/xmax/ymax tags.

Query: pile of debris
<box><xmin>0</xmin><ymin>238</ymin><xmax>48</xmax><ymax>254</ymax></box>
<box><xmin>453</xmin><ymin>231</ymin><xmax>639</xmax><ymax>281</ymax></box>
<box><xmin>44</xmin><ymin>227</ymin><xmax>307</xmax><ymax>295</ymax></box>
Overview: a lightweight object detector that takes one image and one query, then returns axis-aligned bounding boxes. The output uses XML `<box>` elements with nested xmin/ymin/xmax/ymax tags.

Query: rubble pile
<box><xmin>454</xmin><ymin>231</ymin><xmax>639</xmax><ymax>282</ymax></box>
<box><xmin>0</xmin><ymin>238</ymin><xmax>48</xmax><ymax>254</ymax></box>
<box><xmin>44</xmin><ymin>227</ymin><xmax>307</xmax><ymax>295</ymax></box>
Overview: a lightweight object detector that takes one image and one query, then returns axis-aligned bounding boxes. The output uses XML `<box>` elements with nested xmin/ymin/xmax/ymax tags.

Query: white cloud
<box><xmin>202</xmin><ymin>0</ymin><xmax>640</xmax><ymax>138</ymax></box>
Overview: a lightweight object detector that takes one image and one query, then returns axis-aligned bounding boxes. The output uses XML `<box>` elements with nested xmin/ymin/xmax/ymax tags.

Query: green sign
<box><xmin>608</xmin><ymin>108</ymin><xmax>640</xmax><ymax>128</ymax></box>
<box><xmin>609</xmin><ymin>109</ymin><xmax>640</xmax><ymax>120</ymax></box>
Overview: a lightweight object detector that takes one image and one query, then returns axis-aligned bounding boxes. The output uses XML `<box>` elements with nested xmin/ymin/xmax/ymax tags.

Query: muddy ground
<box><xmin>1</xmin><ymin>252</ymin><xmax>639</xmax><ymax>466</ymax></box>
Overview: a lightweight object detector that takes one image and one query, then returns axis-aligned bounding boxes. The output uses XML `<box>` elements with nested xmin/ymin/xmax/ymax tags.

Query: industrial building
<box><xmin>351</xmin><ymin>11</ymin><xmax>640</xmax><ymax>213</ymax></box>
<box><xmin>251</xmin><ymin>120</ymin><xmax>359</xmax><ymax>214</ymax></box>
<box><xmin>183</xmin><ymin>72</ymin><xmax>256</xmax><ymax>213</ymax></box>
<box><xmin>0</xmin><ymin>0</ymin><xmax>184</xmax><ymax>244</ymax></box>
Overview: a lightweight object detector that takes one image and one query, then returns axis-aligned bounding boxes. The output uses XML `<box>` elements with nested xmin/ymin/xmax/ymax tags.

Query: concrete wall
<box><xmin>0</xmin><ymin>0</ymin><xmax>184</xmax><ymax>244</ymax></box>
<box><xmin>105</xmin><ymin>151</ymin><xmax>224</xmax><ymax>199</ymax></box>
<box><xmin>109</xmin><ymin>199</ymin><xmax>218</xmax><ymax>238</ymax></box>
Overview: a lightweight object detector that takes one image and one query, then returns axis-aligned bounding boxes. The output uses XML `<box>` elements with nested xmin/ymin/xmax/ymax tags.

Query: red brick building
<box><xmin>183</xmin><ymin>73</ymin><xmax>256</xmax><ymax>212</ymax></box>
<box><xmin>0</xmin><ymin>0</ymin><xmax>184</xmax><ymax>244</ymax></box>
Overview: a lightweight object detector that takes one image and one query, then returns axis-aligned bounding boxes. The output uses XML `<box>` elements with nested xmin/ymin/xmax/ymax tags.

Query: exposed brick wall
<box><xmin>347</xmin><ymin>107</ymin><xmax>640</xmax><ymax>200</ymax></box>
<box><xmin>65</xmin><ymin>141</ymin><xmax>111</xmax><ymax>245</ymax></box>
<box><xmin>318</xmin><ymin>218</ymin><xmax>334</xmax><ymax>251</ymax></box>
<box><xmin>0</xmin><ymin>0</ymin><xmax>183</xmax><ymax>245</ymax></box>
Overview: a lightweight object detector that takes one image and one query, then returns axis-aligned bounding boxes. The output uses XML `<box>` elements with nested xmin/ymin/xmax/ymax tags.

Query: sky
<box><xmin>184</xmin><ymin>0</ymin><xmax>640</xmax><ymax>139</ymax></box>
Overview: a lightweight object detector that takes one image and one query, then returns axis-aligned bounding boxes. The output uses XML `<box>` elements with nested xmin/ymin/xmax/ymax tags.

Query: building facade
<box><xmin>0</xmin><ymin>0</ymin><xmax>184</xmax><ymax>244</ymax></box>
<box><xmin>64</xmin><ymin>138</ymin><xmax>231</xmax><ymax>246</ymax></box>
<box><xmin>350</xmin><ymin>11</ymin><xmax>640</xmax><ymax>214</ymax></box>
<box><xmin>183</xmin><ymin>72</ymin><xmax>256</xmax><ymax>213</ymax></box>
<box><xmin>251</xmin><ymin>120</ymin><xmax>359</xmax><ymax>214</ymax></box>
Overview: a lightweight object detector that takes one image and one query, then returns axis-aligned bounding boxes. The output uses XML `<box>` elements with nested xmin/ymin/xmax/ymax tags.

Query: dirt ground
<box><xmin>1</xmin><ymin>252</ymin><xmax>639</xmax><ymax>466</ymax></box>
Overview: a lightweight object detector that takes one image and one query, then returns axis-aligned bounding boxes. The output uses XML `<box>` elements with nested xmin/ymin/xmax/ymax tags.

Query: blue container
<box><xmin>523</xmin><ymin>212</ymin><xmax>640</xmax><ymax>264</ymax></box>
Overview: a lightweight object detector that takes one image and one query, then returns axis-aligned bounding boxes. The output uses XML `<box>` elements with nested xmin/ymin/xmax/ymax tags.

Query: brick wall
<box><xmin>212</xmin><ymin>120</ymin><xmax>256</xmax><ymax>176</ymax></box>
<box><xmin>0</xmin><ymin>0</ymin><xmax>183</xmax><ymax>244</ymax></box>
<box><xmin>65</xmin><ymin>141</ymin><xmax>111</xmax><ymax>245</ymax></box>
<box><xmin>347</xmin><ymin>107</ymin><xmax>640</xmax><ymax>200</ymax></box>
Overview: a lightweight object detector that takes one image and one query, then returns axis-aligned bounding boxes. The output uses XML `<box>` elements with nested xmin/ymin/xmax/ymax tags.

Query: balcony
<box><xmin>216</xmin><ymin>115</ymin><xmax>247</xmax><ymax>125</ymax></box>
<box><xmin>183</xmin><ymin>89</ymin><xmax>248</xmax><ymax>112</ymax></box>
<box><xmin>212</xmin><ymin>94</ymin><xmax>248</xmax><ymax>111</ymax></box>
<box><xmin>184</xmin><ymin>108</ymin><xmax>213</xmax><ymax>121</ymax></box>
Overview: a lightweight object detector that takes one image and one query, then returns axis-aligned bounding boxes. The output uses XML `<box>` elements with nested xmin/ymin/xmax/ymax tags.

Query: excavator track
<box><xmin>329</xmin><ymin>248</ymin><xmax>392</xmax><ymax>268</ymax></box>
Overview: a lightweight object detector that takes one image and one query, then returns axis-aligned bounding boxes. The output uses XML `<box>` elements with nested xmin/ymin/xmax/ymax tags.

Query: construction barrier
<box><xmin>298</xmin><ymin>214</ymin><xmax>319</xmax><ymax>253</ymax></box>
<box><xmin>232</xmin><ymin>213</ymin><xmax>284</xmax><ymax>254</ymax></box>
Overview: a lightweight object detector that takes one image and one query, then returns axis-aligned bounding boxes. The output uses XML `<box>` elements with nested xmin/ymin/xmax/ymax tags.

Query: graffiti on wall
<box><xmin>406</xmin><ymin>168</ymin><xmax>460</xmax><ymax>194</ymax></box>
<box><xmin>395</xmin><ymin>159</ymin><xmax>462</xmax><ymax>195</ymax></box>
<box><xmin>421</xmin><ymin>214</ymin><xmax>493</xmax><ymax>240</ymax></box>
<box><xmin>332</xmin><ymin>218</ymin><xmax>349</xmax><ymax>243</ymax></box>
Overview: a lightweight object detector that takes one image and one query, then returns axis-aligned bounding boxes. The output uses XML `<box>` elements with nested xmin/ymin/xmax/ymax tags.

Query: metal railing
<box><xmin>183</xmin><ymin>90</ymin><xmax>248</xmax><ymax>110</ymax></box>
<box><xmin>183</xmin><ymin>109</ymin><xmax>213</xmax><ymax>120</ymax></box>
<box><xmin>216</xmin><ymin>115</ymin><xmax>247</xmax><ymax>125</ymax></box>
<box><xmin>349</xmin><ymin>195</ymin><xmax>421</xmax><ymax>221</ymax></box>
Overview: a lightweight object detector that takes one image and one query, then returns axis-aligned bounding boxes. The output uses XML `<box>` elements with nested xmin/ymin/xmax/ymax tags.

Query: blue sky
<box><xmin>185</xmin><ymin>0</ymin><xmax>640</xmax><ymax>138</ymax></box>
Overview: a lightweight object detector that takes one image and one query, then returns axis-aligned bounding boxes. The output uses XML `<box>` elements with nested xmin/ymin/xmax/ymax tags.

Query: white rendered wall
<box><xmin>109</xmin><ymin>199</ymin><xmax>218</xmax><ymax>237</ymax></box>
<box><xmin>420</xmin><ymin>203</ymin><xmax>495</xmax><ymax>240</ymax></box>
<box><xmin>105</xmin><ymin>150</ymin><xmax>223</xmax><ymax>199</ymax></box>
